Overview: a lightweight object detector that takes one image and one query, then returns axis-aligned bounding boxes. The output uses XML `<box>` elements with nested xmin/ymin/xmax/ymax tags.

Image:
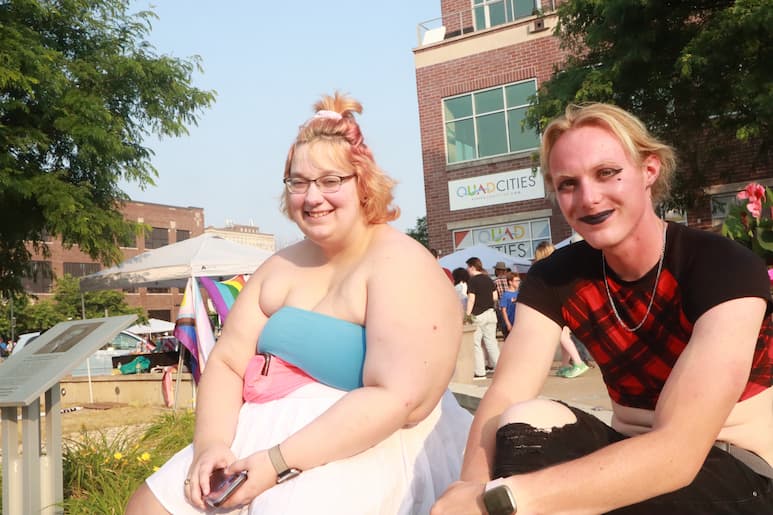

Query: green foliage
<box><xmin>722</xmin><ymin>185</ymin><xmax>773</xmax><ymax>258</ymax></box>
<box><xmin>406</xmin><ymin>215</ymin><xmax>429</xmax><ymax>248</ymax></box>
<box><xmin>0</xmin><ymin>0</ymin><xmax>216</xmax><ymax>295</ymax></box>
<box><xmin>0</xmin><ymin>275</ymin><xmax>143</xmax><ymax>334</ymax></box>
<box><xmin>53</xmin><ymin>274</ymin><xmax>144</xmax><ymax>321</ymax></box>
<box><xmin>61</xmin><ymin>410</ymin><xmax>195</xmax><ymax>514</ymax></box>
<box><xmin>21</xmin><ymin>297</ymin><xmax>64</xmax><ymax>332</ymax></box>
<box><xmin>526</xmin><ymin>0</ymin><xmax>773</xmax><ymax>210</ymax></box>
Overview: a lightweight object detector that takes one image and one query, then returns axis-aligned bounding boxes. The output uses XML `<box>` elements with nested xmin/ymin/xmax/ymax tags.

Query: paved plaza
<box><xmin>451</xmin><ymin>361</ymin><xmax>613</xmax><ymax>424</ymax></box>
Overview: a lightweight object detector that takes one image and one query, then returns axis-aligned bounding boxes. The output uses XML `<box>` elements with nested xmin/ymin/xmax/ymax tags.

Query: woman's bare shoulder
<box><xmin>256</xmin><ymin>240</ymin><xmax>323</xmax><ymax>274</ymax></box>
<box><xmin>369</xmin><ymin>225</ymin><xmax>431</xmax><ymax>260</ymax></box>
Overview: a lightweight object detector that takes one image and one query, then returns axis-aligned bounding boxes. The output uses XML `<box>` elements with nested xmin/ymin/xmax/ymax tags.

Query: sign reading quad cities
<box><xmin>448</xmin><ymin>167</ymin><xmax>544</xmax><ymax>211</ymax></box>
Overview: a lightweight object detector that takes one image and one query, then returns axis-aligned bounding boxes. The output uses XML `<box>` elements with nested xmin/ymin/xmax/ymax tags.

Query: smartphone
<box><xmin>204</xmin><ymin>468</ymin><xmax>248</xmax><ymax>508</ymax></box>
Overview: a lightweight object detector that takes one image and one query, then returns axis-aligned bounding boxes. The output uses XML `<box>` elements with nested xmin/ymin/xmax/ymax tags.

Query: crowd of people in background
<box><xmin>442</xmin><ymin>242</ymin><xmax>592</xmax><ymax>381</ymax></box>
<box><xmin>0</xmin><ymin>335</ymin><xmax>12</xmax><ymax>358</ymax></box>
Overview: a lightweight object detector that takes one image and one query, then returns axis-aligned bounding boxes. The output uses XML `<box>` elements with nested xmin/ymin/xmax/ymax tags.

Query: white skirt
<box><xmin>146</xmin><ymin>383</ymin><xmax>472</xmax><ymax>514</ymax></box>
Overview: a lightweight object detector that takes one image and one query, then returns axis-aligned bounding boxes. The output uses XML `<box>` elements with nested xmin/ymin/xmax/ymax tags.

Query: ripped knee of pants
<box><xmin>493</xmin><ymin>401</ymin><xmax>583</xmax><ymax>478</ymax></box>
<box><xmin>499</xmin><ymin>398</ymin><xmax>577</xmax><ymax>432</ymax></box>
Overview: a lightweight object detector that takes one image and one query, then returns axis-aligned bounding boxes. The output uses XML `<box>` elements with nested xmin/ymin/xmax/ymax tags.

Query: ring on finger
<box><xmin>184</xmin><ymin>478</ymin><xmax>191</xmax><ymax>486</ymax></box>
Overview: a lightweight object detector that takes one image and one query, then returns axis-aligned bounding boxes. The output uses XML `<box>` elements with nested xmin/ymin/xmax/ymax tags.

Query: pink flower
<box><xmin>737</xmin><ymin>183</ymin><xmax>765</xmax><ymax>202</ymax></box>
<box><xmin>738</xmin><ymin>183</ymin><xmax>766</xmax><ymax>220</ymax></box>
<box><xmin>746</xmin><ymin>199</ymin><xmax>763</xmax><ymax>219</ymax></box>
<box><xmin>768</xmin><ymin>268</ymin><xmax>773</xmax><ymax>285</ymax></box>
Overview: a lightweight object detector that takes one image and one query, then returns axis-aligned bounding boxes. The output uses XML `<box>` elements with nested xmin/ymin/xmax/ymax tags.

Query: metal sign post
<box><xmin>0</xmin><ymin>315</ymin><xmax>136</xmax><ymax>515</ymax></box>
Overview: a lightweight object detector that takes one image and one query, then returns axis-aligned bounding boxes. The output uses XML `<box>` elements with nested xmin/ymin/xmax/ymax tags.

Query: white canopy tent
<box><xmin>127</xmin><ymin>318</ymin><xmax>176</xmax><ymax>335</ymax></box>
<box><xmin>79</xmin><ymin>233</ymin><xmax>272</xmax><ymax>292</ymax></box>
<box><xmin>439</xmin><ymin>244</ymin><xmax>532</xmax><ymax>274</ymax></box>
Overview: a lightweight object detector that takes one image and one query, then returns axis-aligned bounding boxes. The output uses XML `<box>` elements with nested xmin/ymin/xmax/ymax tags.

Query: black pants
<box><xmin>493</xmin><ymin>404</ymin><xmax>773</xmax><ymax>514</ymax></box>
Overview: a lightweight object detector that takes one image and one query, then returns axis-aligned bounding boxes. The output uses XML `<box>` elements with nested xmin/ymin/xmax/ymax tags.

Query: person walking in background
<box><xmin>465</xmin><ymin>257</ymin><xmax>499</xmax><ymax>379</ymax></box>
<box><xmin>533</xmin><ymin>240</ymin><xmax>590</xmax><ymax>378</ymax></box>
<box><xmin>492</xmin><ymin>262</ymin><xmax>511</xmax><ymax>338</ymax></box>
<box><xmin>452</xmin><ymin>267</ymin><xmax>470</xmax><ymax>315</ymax></box>
<box><xmin>127</xmin><ymin>91</ymin><xmax>472</xmax><ymax>515</ymax></box>
<box><xmin>498</xmin><ymin>272</ymin><xmax>520</xmax><ymax>335</ymax></box>
<box><xmin>557</xmin><ymin>326</ymin><xmax>590</xmax><ymax>378</ymax></box>
<box><xmin>433</xmin><ymin>103</ymin><xmax>772</xmax><ymax>514</ymax></box>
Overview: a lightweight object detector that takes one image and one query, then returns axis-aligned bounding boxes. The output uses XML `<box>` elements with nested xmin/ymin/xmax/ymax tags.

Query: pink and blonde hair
<box><xmin>281</xmin><ymin>92</ymin><xmax>399</xmax><ymax>224</ymax></box>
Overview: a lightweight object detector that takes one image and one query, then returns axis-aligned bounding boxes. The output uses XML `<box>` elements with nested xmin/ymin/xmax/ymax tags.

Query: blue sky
<box><xmin>122</xmin><ymin>1</ymin><xmax>441</xmax><ymax>247</ymax></box>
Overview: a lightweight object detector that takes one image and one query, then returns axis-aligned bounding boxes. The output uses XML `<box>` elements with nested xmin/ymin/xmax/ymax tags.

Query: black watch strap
<box><xmin>268</xmin><ymin>444</ymin><xmax>302</xmax><ymax>484</ymax></box>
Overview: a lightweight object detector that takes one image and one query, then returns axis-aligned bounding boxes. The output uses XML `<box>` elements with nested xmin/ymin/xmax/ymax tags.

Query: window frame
<box><xmin>443</xmin><ymin>79</ymin><xmax>540</xmax><ymax>165</ymax></box>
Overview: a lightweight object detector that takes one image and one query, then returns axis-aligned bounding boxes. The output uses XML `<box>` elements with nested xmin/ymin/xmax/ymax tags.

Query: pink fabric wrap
<box><xmin>242</xmin><ymin>354</ymin><xmax>316</xmax><ymax>403</ymax></box>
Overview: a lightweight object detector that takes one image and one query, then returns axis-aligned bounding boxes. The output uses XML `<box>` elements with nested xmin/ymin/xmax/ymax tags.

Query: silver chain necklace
<box><xmin>602</xmin><ymin>223</ymin><xmax>667</xmax><ymax>332</ymax></box>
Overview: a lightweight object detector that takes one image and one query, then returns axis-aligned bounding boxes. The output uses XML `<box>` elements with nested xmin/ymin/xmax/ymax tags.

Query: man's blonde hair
<box><xmin>540</xmin><ymin>103</ymin><xmax>676</xmax><ymax>205</ymax></box>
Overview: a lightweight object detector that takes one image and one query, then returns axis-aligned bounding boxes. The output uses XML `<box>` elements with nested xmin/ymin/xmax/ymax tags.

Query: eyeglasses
<box><xmin>283</xmin><ymin>174</ymin><xmax>356</xmax><ymax>194</ymax></box>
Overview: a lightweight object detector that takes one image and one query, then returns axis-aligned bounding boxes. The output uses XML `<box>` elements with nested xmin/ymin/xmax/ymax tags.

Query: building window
<box><xmin>711</xmin><ymin>192</ymin><xmax>741</xmax><ymax>227</ymax></box>
<box><xmin>121</xmin><ymin>232</ymin><xmax>137</xmax><ymax>248</ymax></box>
<box><xmin>443</xmin><ymin>80</ymin><xmax>540</xmax><ymax>164</ymax></box>
<box><xmin>146</xmin><ymin>227</ymin><xmax>169</xmax><ymax>249</ymax></box>
<box><xmin>657</xmin><ymin>206</ymin><xmax>688</xmax><ymax>225</ymax></box>
<box><xmin>63</xmin><ymin>262</ymin><xmax>101</xmax><ymax>278</ymax></box>
<box><xmin>148</xmin><ymin>309</ymin><xmax>172</xmax><ymax>322</ymax></box>
<box><xmin>147</xmin><ymin>287</ymin><xmax>170</xmax><ymax>294</ymax></box>
<box><xmin>176</xmin><ymin>229</ymin><xmax>190</xmax><ymax>242</ymax></box>
<box><xmin>452</xmin><ymin>217</ymin><xmax>551</xmax><ymax>260</ymax></box>
<box><xmin>21</xmin><ymin>261</ymin><xmax>53</xmax><ymax>293</ymax></box>
<box><xmin>473</xmin><ymin>0</ymin><xmax>536</xmax><ymax>31</ymax></box>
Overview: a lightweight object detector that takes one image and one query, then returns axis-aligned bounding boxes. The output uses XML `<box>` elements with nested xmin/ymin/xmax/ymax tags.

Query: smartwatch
<box><xmin>483</xmin><ymin>478</ymin><xmax>517</xmax><ymax>515</ymax></box>
<box><xmin>268</xmin><ymin>444</ymin><xmax>302</xmax><ymax>484</ymax></box>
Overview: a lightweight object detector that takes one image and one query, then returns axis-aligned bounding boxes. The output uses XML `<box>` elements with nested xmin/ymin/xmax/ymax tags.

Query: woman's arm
<box><xmin>184</xmin><ymin>262</ymin><xmax>274</xmax><ymax>507</ymax></box>
<box><xmin>224</xmin><ymin>231</ymin><xmax>464</xmax><ymax>506</ymax></box>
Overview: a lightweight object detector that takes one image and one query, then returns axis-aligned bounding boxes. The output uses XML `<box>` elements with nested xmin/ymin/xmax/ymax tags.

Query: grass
<box><xmin>0</xmin><ymin>408</ymin><xmax>195</xmax><ymax>514</ymax></box>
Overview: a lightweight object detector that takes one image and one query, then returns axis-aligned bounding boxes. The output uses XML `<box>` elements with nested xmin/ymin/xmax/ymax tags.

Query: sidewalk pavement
<box><xmin>450</xmin><ymin>361</ymin><xmax>613</xmax><ymax>425</ymax></box>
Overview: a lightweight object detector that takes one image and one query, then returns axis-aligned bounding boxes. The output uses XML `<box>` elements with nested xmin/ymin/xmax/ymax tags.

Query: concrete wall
<box><xmin>60</xmin><ymin>372</ymin><xmax>195</xmax><ymax>409</ymax></box>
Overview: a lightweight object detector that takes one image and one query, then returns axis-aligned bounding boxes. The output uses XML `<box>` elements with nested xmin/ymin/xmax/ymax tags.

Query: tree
<box><xmin>53</xmin><ymin>274</ymin><xmax>143</xmax><ymax>321</ymax></box>
<box><xmin>0</xmin><ymin>275</ymin><xmax>143</xmax><ymax>335</ymax></box>
<box><xmin>406</xmin><ymin>215</ymin><xmax>429</xmax><ymax>248</ymax></box>
<box><xmin>526</xmin><ymin>0</ymin><xmax>772</xmax><ymax>210</ymax></box>
<box><xmin>0</xmin><ymin>0</ymin><xmax>215</xmax><ymax>294</ymax></box>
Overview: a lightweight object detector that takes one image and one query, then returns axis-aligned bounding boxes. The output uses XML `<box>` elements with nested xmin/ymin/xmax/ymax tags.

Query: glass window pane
<box><xmin>444</xmin><ymin>95</ymin><xmax>472</xmax><ymax>120</ymax></box>
<box><xmin>473</xmin><ymin>5</ymin><xmax>486</xmax><ymax>30</ymax></box>
<box><xmin>514</xmin><ymin>0</ymin><xmax>534</xmax><ymax>18</ymax></box>
<box><xmin>474</xmin><ymin>88</ymin><xmax>504</xmax><ymax>114</ymax></box>
<box><xmin>489</xmin><ymin>0</ymin><xmax>507</xmax><ymax>27</ymax></box>
<box><xmin>476</xmin><ymin>112</ymin><xmax>508</xmax><ymax>158</ymax></box>
<box><xmin>505</xmin><ymin>81</ymin><xmax>536</xmax><ymax>107</ymax></box>
<box><xmin>531</xmin><ymin>219</ymin><xmax>550</xmax><ymax>239</ymax></box>
<box><xmin>508</xmin><ymin>107</ymin><xmax>540</xmax><ymax>152</ymax></box>
<box><xmin>446</xmin><ymin>119</ymin><xmax>476</xmax><ymax>163</ymax></box>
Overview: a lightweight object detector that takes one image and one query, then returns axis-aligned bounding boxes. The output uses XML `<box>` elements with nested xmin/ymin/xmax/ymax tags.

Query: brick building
<box><xmin>24</xmin><ymin>200</ymin><xmax>205</xmax><ymax>321</ymax></box>
<box><xmin>414</xmin><ymin>0</ymin><xmax>772</xmax><ymax>262</ymax></box>
<box><xmin>205</xmin><ymin>223</ymin><xmax>276</xmax><ymax>253</ymax></box>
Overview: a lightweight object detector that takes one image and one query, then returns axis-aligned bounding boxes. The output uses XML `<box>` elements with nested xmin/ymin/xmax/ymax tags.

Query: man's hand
<box><xmin>431</xmin><ymin>480</ymin><xmax>487</xmax><ymax>515</ymax></box>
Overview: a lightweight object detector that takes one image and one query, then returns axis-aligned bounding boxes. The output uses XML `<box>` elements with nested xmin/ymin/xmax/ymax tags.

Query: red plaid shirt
<box><xmin>519</xmin><ymin>223</ymin><xmax>773</xmax><ymax>410</ymax></box>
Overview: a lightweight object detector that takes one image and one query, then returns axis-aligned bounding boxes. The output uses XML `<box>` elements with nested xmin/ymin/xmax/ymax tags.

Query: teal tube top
<box><xmin>258</xmin><ymin>306</ymin><xmax>366</xmax><ymax>391</ymax></box>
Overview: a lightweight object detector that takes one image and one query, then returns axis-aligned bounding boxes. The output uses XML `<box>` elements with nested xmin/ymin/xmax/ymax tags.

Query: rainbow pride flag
<box><xmin>174</xmin><ymin>278</ymin><xmax>216</xmax><ymax>383</ymax></box>
<box><xmin>199</xmin><ymin>275</ymin><xmax>246</xmax><ymax>323</ymax></box>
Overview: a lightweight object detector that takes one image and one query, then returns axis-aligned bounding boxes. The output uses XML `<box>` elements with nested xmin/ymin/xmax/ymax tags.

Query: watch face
<box><xmin>276</xmin><ymin>467</ymin><xmax>302</xmax><ymax>484</ymax></box>
<box><xmin>483</xmin><ymin>484</ymin><xmax>516</xmax><ymax>515</ymax></box>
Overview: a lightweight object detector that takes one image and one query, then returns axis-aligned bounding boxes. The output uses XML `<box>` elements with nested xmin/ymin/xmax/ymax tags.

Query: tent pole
<box><xmin>173</xmin><ymin>346</ymin><xmax>184</xmax><ymax>412</ymax></box>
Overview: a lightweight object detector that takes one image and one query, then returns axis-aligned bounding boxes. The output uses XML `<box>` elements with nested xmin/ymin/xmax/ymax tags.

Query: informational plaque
<box><xmin>0</xmin><ymin>314</ymin><xmax>137</xmax><ymax>407</ymax></box>
<box><xmin>1</xmin><ymin>314</ymin><xmax>137</xmax><ymax>515</ymax></box>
